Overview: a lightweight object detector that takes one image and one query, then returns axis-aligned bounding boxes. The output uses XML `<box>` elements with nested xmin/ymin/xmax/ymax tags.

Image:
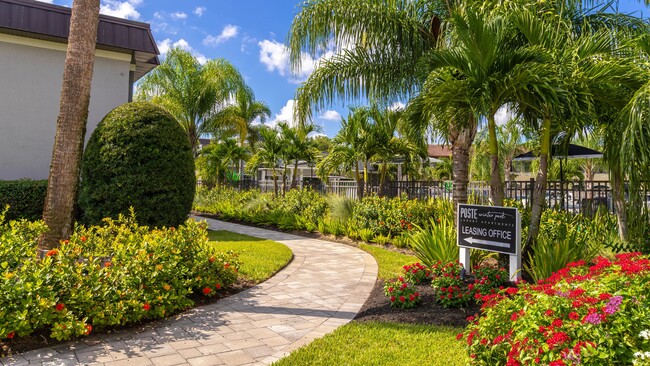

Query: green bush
<box><xmin>0</xmin><ymin>180</ymin><xmax>47</xmax><ymax>220</ymax></box>
<box><xmin>348</xmin><ymin>195</ymin><xmax>438</xmax><ymax>238</ymax></box>
<box><xmin>79</xmin><ymin>102</ymin><xmax>195</xmax><ymax>228</ymax></box>
<box><xmin>0</xmin><ymin>213</ymin><xmax>238</xmax><ymax>342</ymax></box>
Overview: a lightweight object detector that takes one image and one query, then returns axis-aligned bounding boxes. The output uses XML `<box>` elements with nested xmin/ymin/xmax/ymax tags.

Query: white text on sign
<box><xmin>460</xmin><ymin>226</ymin><xmax>512</xmax><ymax>240</ymax></box>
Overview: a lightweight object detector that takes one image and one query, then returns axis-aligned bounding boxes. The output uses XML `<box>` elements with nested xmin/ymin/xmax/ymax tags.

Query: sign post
<box><xmin>457</xmin><ymin>204</ymin><xmax>521</xmax><ymax>280</ymax></box>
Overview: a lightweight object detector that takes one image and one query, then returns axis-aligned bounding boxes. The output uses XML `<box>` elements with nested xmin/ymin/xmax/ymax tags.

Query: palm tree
<box><xmin>500</xmin><ymin>118</ymin><xmax>525</xmax><ymax>183</ymax></box>
<box><xmin>317</xmin><ymin>107</ymin><xmax>372</xmax><ymax>199</ymax></box>
<box><xmin>247</xmin><ymin>127</ymin><xmax>283</xmax><ymax>196</ymax></box>
<box><xmin>212</xmin><ymin>87</ymin><xmax>271</xmax><ymax>176</ymax></box>
<box><xmin>40</xmin><ymin>0</ymin><xmax>100</xmax><ymax>249</ymax></box>
<box><xmin>136</xmin><ymin>48</ymin><xmax>247</xmax><ymax>155</ymax></box>
<box><xmin>283</xmin><ymin>124</ymin><xmax>321</xmax><ymax>190</ymax></box>
<box><xmin>418</xmin><ymin>6</ymin><xmax>553</xmax><ymax>207</ymax></box>
<box><xmin>288</xmin><ymin>0</ymin><xmax>481</xmax><ymax>208</ymax></box>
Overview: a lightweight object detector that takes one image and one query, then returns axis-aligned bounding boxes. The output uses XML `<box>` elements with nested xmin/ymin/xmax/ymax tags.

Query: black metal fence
<box><xmin>198</xmin><ymin>178</ymin><xmax>649</xmax><ymax>215</ymax></box>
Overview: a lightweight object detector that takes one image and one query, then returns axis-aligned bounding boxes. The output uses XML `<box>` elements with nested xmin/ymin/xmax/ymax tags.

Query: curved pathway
<box><xmin>1</xmin><ymin>218</ymin><xmax>377</xmax><ymax>366</ymax></box>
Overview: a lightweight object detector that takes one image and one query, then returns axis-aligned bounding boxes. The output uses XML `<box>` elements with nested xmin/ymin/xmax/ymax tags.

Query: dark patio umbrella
<box><xmin>513</xmin><ymin>144</ymin><xmax>603</xmax><ymax>162</ymax></box>
<box><xmin>513</xmin><ymin>143</ymin><xmax>603</xmax><ymax>207</ymax></box>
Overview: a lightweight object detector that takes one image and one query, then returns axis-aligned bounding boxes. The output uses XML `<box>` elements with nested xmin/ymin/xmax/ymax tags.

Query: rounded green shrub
<box><xmin>79</xmin><ymin>102</ymin><xmax>195</xmax><ymax>227</ymax></box>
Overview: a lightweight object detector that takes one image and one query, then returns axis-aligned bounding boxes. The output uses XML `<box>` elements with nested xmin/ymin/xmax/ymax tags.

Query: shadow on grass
<box><xmin>207</xmin><ymin>229</ymin><xmax>266</xmax><ymax>242</ymax></box>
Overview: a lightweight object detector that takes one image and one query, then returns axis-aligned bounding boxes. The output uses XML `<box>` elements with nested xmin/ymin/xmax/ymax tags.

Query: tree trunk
<box><xmin>449</xmin><ymin>118</ymin><xmax>477</xmax><ymax>221</ymax></box>
<box><xmin>504</xmin><ymin>157</ymin><xmax>514</xmax><ymax>183</ymax></box>
<box><xmin>524</xmin><ymin>116</ymin><xmax>551</xmax><ymax>262</ymax></box>
<box><xmin>355</xmin><ymin>162</ymin><xmax>364</xmax><ymax>201</ymax></box>
<box><xmin>378</xmin><ymin>163</ymin><xmax>388</xmax><ymax>196</ymax></box>
<box><xmin>272</xmin><ymin>167</ymin><xmax>278</xmax><ymax>197</ymax></box>
<box><xmin>487</xmin><ymin>115</ymin><xmax>504</xmax><ymax>206</ymax></box>
<box><xmin>611</xmin><ymin>171</ymin><xmax>628</xmax><ymax>242</ymax></box>
<box><xmin>364</xmin><ymin>158</ymin><xmax>370</xmax><ymax>196</ymax></box>
<box><xmin>282</xmin><ymin>166</ymin><xmax>288</xmax><ymax>195</ymax></box>
<box><xmin>40</xmin><ymin>0</ymin><xmax>100</xmax><ymax>250</ymax></box>
<box><xmin>291</xmin><ymin>160</ymin><xmax>299</xmax><ymax>189</ymax></box>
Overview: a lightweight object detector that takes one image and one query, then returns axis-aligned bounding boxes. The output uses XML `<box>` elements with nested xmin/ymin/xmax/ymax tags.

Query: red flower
<box><xmin>549</xmin><ymin>360</ymin><xmax>566</xmax><ymax>366</ymax></box>
<box><xmin>552</xmin><ymin>319</ymin><xmax>563</xmax><ymax>328</ymax></box>
<box><xmin>224</xmin><ymin>263</ymin><xmax>230</xmax><ymax>269</ymax></box>
<box><xmin>480</xmin><ymin>338</ymin><xmax>488</xmax><ymax>345</ymax></box>
<box><xmin>6</xmin><ymin>331</ymin><xmax>15</xmax><ymax>339</ymax></box>
<box><xmin>46</xmin><ymin>249</ymin><xmax>58</xmax><ymax>257</ymax></box>
<box><xmin>456</xmin><ymin>333</ymin><xmax>463</xmax><ymax>340</ymax></box>
<box><xmin>215</xmin><ymin>283</ymin><xmax>222</xmax><ymax>290</ymax></box>
<box><xmin>399</xmin><ymin>296</ymin><xmax>405</xmax><ymax>302</ymax></box>
<box><xmin>414</xmin><ymin>292</ymin><xmax>419</xmax><ymax>297</ymax></box>
<box><xmin>104</xmin><ymin>262</ymin><xmax>112</xmax><ymax>267</ymax></box>
<box><xmin>568</xmin><ymin>312</ymin><xmax>580</xmax><ymax>321</ymax></box>
<box><xmin>80</xmin><ymin>236</ymin><xmax>87</xmax><ymax>242</ymax></box>
<box><xmin>84</xmin><ymin>324</ymin><xmax>92</xmax><ymax>335</ymax></box>
<box><xmin>409</xmin><ymin>294</ymin><xmax>415</xmax><ymax>301</ymax></box>
<box><xmin>55</xmin><ymin>303</ymin><xmax>65</xmax><ymax>312</ymax></box>
<box><xmin>506</xmin><ymin>287</ymin><xmax>519</xmax><ymax>296</ymax></box>
<box><xmin>390</xmin><ymin>296</ymin><xmax>396</xmax><ymax>302</ymax></box>
<box><xmin>202</xmin><ymin>287</ymin><xmax>212</xmax><ymax>295</ymax></box>
<box><xmin>209</xmin><ymin>256</ymin><xmax>216</xmax><ymax>263</ymax></box>
<box><xmin>143</xmin><ymin>303</ymin><xmax>151</xmax><ymax>311</ymax></box>
<box><xmin>544</xmin><ymin>309</ymin><xmax>554</xmax><ymax>317</ymax></box>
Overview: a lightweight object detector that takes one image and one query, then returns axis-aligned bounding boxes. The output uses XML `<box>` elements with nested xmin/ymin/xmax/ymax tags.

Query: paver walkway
<box><xmin>1</xmin><ymin>218</ymin><xmax>377</xmax><ymax>366</ymax></box>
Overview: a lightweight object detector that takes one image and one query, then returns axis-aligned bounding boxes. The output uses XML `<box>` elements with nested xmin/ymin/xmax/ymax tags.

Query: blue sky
<box><xmin>37</xmin><ymin>0</ymin><xmax>649</xmax><ymax>137</ymax></box>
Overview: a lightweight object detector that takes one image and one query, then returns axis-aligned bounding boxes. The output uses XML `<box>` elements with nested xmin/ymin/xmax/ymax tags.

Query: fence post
<box><xmin>529</xmin><ymin>178</ymin><xmax>535</xmax><ymax>208</ymax></box>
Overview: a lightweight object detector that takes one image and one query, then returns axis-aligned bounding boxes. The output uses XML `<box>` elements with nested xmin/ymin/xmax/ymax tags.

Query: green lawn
<box><xmin>208</xmin><ymin>230</ymin><xmax>293</xmax><ymax>283</ymax></box>
<box><xmin>359</xmin><ymin>243</ymin><xmax>418</xmax><ymax>280</ymax></box>
<box><xmin>272</xmin><ymin>321</ymin><xmax>468</xmax><ymax>366</ymax></box>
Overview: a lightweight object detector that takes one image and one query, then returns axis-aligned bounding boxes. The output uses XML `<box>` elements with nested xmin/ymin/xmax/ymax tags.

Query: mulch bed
<box><xmin>354</xmin><ymin>279</ymin><xmax>480</xmax><ymax>328</ymax></box>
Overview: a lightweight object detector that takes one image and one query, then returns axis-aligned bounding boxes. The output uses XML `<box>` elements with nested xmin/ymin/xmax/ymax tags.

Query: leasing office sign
<box><xmin>457</xmin><ymin>204</ymin><xmax>519</xmax><ymax>255</ymax></box>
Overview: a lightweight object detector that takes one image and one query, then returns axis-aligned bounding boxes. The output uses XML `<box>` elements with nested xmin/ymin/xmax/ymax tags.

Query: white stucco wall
<box><xmin>0</xmin><ymin>35</ymin><xmax>132</xmax><ymax>180</ymax></box>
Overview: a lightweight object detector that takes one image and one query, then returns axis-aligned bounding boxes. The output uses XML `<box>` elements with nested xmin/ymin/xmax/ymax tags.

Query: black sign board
<box><xmin>457</xmin><ymin>204</ymin><xmax>519</xmax><ymax>255</ymax></box>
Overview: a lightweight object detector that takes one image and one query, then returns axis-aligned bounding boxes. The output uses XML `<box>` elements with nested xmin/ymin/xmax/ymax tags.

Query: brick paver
<box><xmin>2</xmin><ymin>218</ymin><xmax>378</xmax><ymax>366</ymax></box>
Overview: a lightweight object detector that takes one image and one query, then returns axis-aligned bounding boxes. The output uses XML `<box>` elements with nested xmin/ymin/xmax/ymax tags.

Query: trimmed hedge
<box><xmin>79</xmin><ymin>102</ymin><xmax>195</xmax><ymax>227</ymax></box>
<box><xmin>0</xmin><ymin>179</ymin><xmax>47</xmax><ymax>221</ymax></box>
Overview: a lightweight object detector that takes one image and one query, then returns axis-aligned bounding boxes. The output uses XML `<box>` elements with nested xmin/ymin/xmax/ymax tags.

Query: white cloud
<box><xmin>157</xmin><ymin>38</ymin><xmax>208</xmax><ymax>65</ymax></box>
<box><xmin>319</xmin><ymin>110</ymin><xmax>341</xmax><ymax>122</ymax></box>
<box><xmin>35</xmin><ymin>0</ymin><xmax>54</xmax><ymax>3</ymax></box>
<box><xmin>495</xmin><ymin>104</ymin><xmax>516</xmax><ymax>125</ymax></box>
<box><xmin>203</xmin><ymin>25</ymin><xmax>239</xmax><ymax>47</ymax></box>
<box><xmin>268</xmin><ymin>100</ymin><xmax>297</xmax><ymax>128</ymax></box>
<box><xmin>170</xmin><ymin>12</ymin><xmax>187</xmax><ymax>20</ymax></box>
<box><xmin>153</xmin><ymin>11</ymin><xmax>163</xmax><ymax>20</ymax></box>
<box><xmin>258</xmin><ymin>39</ymin><xmax>333</xmax><ymax>84</ymax></box>
<box><xmin>100</xmin><ymin>0</ymin><xmax>142</xmax><ymax>20</ymax></box>
<box><xmin>194</xmin><ymin>7</ymin><xmax>206</xmax><ymax>16</ymax></box>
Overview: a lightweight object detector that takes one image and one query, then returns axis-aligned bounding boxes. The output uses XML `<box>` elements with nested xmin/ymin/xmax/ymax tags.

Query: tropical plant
<box><xmin>247</xmin><ymin>127</ymin><xmax>283</xmax><ymax>196</ymax></box>
<box><xmin>40</xmin><ymin>0</ymin><xmax>100</xmax><ymax>249</ymax></box>
<box><xmin>289</xmin><ymin>0</ymin><xmax>479</xmax><ymax>209</ymax></box>
<box><xmin>136</xmin><ymin>48</ymin><xmax>247</xmax><ymax>155</ymax></box>
<box><xmin>407</xmin><ymin>218</ymin><xmax>457</xmax><ymax>266</ymax></box>
<box><xmin>197</xmin><ymin>138</ymin><xmax>249</xmax><ymax>187</ymax></box>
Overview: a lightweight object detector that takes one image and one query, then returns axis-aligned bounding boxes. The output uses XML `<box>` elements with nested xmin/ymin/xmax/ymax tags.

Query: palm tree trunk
<box><xmin>524</xmin><ymin>116</ymin><xmax>551</xmax><ymax>262</ymax></box>
<box><xmin>449</xmin><ymin>119</ymin><xmax>477</xmax><ymax>219</ymax></box>
<box><xmin>272</xmin><ymin>167</ymin><xmax>278</xmax><ymax>197</ymax></box>
<box><xmin>291</xmin><ymin>160</ymin><xmax>299</xmax><ymax>189</ymax></box>
<box><xmin>488</xmin><ymin>115</ymin><xmax>504</xmax><ymax>206</ymax></box>
<box><xmin>40</xmin><ymin>0</ymin><xmax>100</xmax><ymax>250</ymax></box>
<box><xmin>282</xmin><ymin>166</ymin><xmax>288</xmax><ymax>195</ymax></box>
<box><xmin>611</xmin><ymin>170</ymin><xmax>628</xmax><ymax>241</ymax></box>
<box><xmin>355</xmin><ymin>162</ymin><xmax>364</xmax><ymax>200</ymax></box>
<box><xmin>378</xmin><ymin>163</ymin><xmax>388</xmax><ymax>196</ymax></box>
<box><xmin>363</xmin><ymin>159</ymin><xmax>370</xmax><ymax>197</ymax></box>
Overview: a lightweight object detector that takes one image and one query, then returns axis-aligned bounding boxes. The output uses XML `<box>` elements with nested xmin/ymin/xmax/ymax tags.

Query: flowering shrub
<box><xmin>0</xmin><ymin>213</ymin><xmax>238</xmax><ymax>342</ymax></box>
<box><xmin>471</xmin><ymin>265</ymin><xmax>508</xmax><ymax>296</ymax></box>
<box><xmin>431</xmin><ymin>261</ymin><xmax>472</xmax><ymax>308</ymax></box>
<box><xmin>402</xmin><ymin>262</ymin><xmax>431</xmax><ymax>284</ymax></box>
<box><xmin>384</xmin><ymin>277</ymin><xmax>421</xmax><ymax>309</ymax></box>
<box><xmin>460</xmin><ymin>253</ymin><xmax>650</xmax><ymax>365</ymax></box>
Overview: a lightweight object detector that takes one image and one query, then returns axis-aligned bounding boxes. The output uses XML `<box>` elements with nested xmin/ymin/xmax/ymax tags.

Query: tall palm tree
<box><xmin>418</xmin><ymin>6</ymin><xmax>553</xmax><ymax>207</ymax></box>
<box><xmin>499</xmin><ymin>118</ymin><xmax>525</xmax><ymax>183</ymax></box>
<box><xmin>212</xmin><ymin>86</ymin><xmax>271</xmax><ymax>176</ymax></box>
<box><xmin>247</xmin><ymin>126</ymin><xmax>283</xmax><ymax>196</ymax></box>
<box><xmin>137</xmin><ymin>48</ymin><xmax>247</xmax><ymax>155</ymax></box>
<box><xmin>40</xmin><ymin>0</ymin><xmax>100</xmax><ymax>249</ymax></box>
<box><xmin>288</xmin><ymin>0</ymin><xmax>481</xmax><ymax>208</ymax></box>
<box><xmin>318</xmin><ymin>107</ymin><xmax>373</xmax><ymax>199</ymax></box>
<box><xmin>283</xmin><ymin>124</ymin><xmax>321</xmax><ymax>190</ymax></box>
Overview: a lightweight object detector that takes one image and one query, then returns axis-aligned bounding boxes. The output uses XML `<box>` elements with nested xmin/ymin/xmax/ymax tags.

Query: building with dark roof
<box><xmin>0</xmin><ymin>0</ymin><xmax>160</xmax><ymax>179</ymax></box>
